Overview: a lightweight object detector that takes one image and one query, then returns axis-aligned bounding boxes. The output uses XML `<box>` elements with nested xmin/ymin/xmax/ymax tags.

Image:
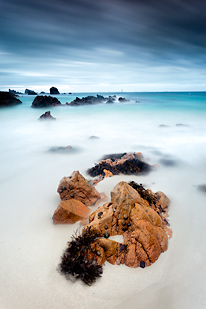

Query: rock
<box><xmin>31</xmin><ymin>95</ymin><xmax>62</xmax><ymax>108</ymax></box>
<box><xmin>9</xmin><ymin>89</ymin><xmax>22</xmax><ymax>95</ymax></box>
<box><xmin>88</xmin><ymin>136</ymin><xmax>99</xmax><ymax>139</ymax></box>
<box><xmin>59</xmin><ymin>181</ymin><xmax>171</xmax><ymax>284</ymax></box>
<box><xmin>38</xmin><ymin>111</ymin><xmax>56</xmax><ymax>120</ymax></box>
<box><xmin>87</xmin><ymin>152</ymin><xmax>152</xmax><ymax>184</ymax></box>
<box><xmin>106</xmin><ymin>96</ymin><xmax>116</xmax><ymax>104</ymax></box>
<box><xmin>49</xmin><ymin>145</ymin><xmax>74</xmax><ymax>152</ymax></box>
<box><xmin>53</xmin><ymin>199</ymin><xmax>90</xmax><ymax>224</ymax></box>
<box><xmin>118</xmin><ymin>97</ymin><xmax>129</xmax><ymax>102</ymax></box>
<box><xmin>0</xmin><ymin>91</ymin><xmax>22</xmax><ymax>107</ymax></box>
<box><xmin>176</xmin><ymin>123</ymin><xmax>189</xmax><ymax>127</ymax></box>
<box><xmin>197</xmin><ymin>184</ymin><xmax>206</xmax><ymax>193</ymax></box>
<box><xmin>50</xmin><ymin>87</ymin><xmax>60</xmax><ymax>94</ymax></box>
<box><xmin>57</xmin><ymin>171</ymin><xmax>101</xmax><ymax>207</ymax></box>
<box><xmin>159</xmin><ymin>124</ymin><xmax>169</xmax><ymax>127</ymax></box>
<box><xmin>68</xmin><ymin>95</ymin><xmax>107</xmax><ymax>106</ymax></box>
<box><xmin>83</xmin><ymin>181</ymin><xmax>169</xmax><ymax>267</ymax></box>
<box><xmin>25</xmin><ymin>89</ymin><xmax>37</xmax><ymax>95</ymax></box>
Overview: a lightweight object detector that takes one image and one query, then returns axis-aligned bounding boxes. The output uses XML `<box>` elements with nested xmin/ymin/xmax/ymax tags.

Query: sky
<box><xmin>0</xmin><ymin>0</ymin><xmax>205</xmax><ymax>92</ymax></box>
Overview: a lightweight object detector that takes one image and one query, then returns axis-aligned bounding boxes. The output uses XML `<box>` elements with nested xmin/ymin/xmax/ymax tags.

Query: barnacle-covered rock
<box><xmin>83</xmin><ymin>181</ymin><xmax>170</xmax><ymax>268</ymax></box>
<box><xmin>57</xmin><ymin>171</ymin><xmax>101</xmax><ymax>207</ymax></box>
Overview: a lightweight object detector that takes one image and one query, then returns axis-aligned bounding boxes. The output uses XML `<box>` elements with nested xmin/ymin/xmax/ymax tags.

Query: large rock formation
<box><xmin>31</xmin><ymin>95</ymin><xmax>62</xmax><ymax>108</ymax></box>
<box><xmin>50</xmin><ymin>87</ymin><xmax>60</xmax><ymax>94</ymax></box>
<box><xmin>38</xmin><ymin>111</ymin><xmax>56</xmax><ymax>120</ymax></box>
<box><xmin>67</xmin><ymin>95</ymin><xmax>106</xmax><ymax>106</ymax></box>
<box><xmin>57</xmin><ymin>171</ymin><xmax>101</xmax><ymax>207</ymax></box>
<box><xmin>59</xmin><ymin>181</ymin><xmax>171</xmax><ymax>284</ymax></box>
<box><xmin>0</xmin><ymin>91</ymin><xmax>22</xmax><ymax>107</ymax></box>
<box><xmin>87</xmin><ymin>152</ymin><xmax>152</xmax><ymax>185</ymax></box>
<box><xmin>25</xmin><ymin>89</ymin><xmax>37</xmax><ymax>95</ymax></box>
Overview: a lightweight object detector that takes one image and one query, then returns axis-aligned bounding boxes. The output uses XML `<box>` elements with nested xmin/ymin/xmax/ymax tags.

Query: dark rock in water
<box><xmin>88</xmin><ymin>136</ymin><xmax>100</xmax><ymax>140</ymax></box>
<box><xmin>159</xmin><ymin>158</ymin><xmax>177</xmax><ymax>167</ymax></box>
<box><xmin>25</xmin><ymin>89</ymin><xmax>37</xmax><ymax>95</ymax></box>
<box><xmin>159</xmin><ymin>124</ymin><xmax>169</xmax><ymax>127</ymax></box>
<box><xmin>31</xmin><ymin>95</ymin><xmax>62</xmax><ymax>108</ymax></box>
<box><xmin>197</xmin><ymin>184</ymin><xmax>206</xmax><ymax>193</ymax></box>
<box><xmin>49</xmin><ymin>145</ymin><xmax>74</xmax><ymax>152</ymax></box>
<box><xmin>118</xmin><ymin>97</ymin><xmax>129</xmax><ymax>102</ymax></box>
<box><xmin>50</xmin><ymin>87</ymin><xmax>60</xmax><ymax>94</ymax></box>
<box><xmin>9</xmin><ymin>89</ymin><xmax>22</xmax><ymax>95</ymax></box>
<box><xmin>68</xmin><ymin>95</ymin><xmax>107</xmax><ymax>106</ymax></box>
<box><xmin>87</xmin><ymin>152</ymin><xmax>152</xmax><ymax>184</ymax></box>
<box><xmin>38</xmin><ymin>111</ymin><xmax>56</xmax><ymax>120</ymax></box>
<box><xmin>106</xmin><ymin>96</ymin><xmax>116</xmax><ymax>104</ymax></box>
<box><xmin>176</xmin><ymin>123</ymin><xmax>189</xmax><ymax>127</ymax></box>
<box><xmin>40</xmin><ymin>91</ymin><xmax>46</xmax><ymax>94</ymax></box>
<box><xmin>0</xmin><ymin>91</ymin><xmax>22</xmax><ymax>107</ymax></box>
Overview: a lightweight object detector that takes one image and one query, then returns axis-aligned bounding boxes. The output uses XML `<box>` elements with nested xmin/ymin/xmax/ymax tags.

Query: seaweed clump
<box><xmin>59</xmin><ymin>228</ymin><xmax>103</xmax><ymax>285</ymax></box>
<box><xmin>128</xmin><ymin>181</ymin><xmax>157</xmax><ymax>206</ymax></box>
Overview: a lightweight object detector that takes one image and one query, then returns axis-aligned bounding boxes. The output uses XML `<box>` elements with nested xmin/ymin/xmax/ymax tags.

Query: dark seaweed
<box><xmin>128</xmin><ymin>181</ymin><xmax>157</xmax><ymax>206</ymax></box>
<box><xmin>59</xmin><ymin>228</ymin><xmax>103</xmax><ymax>285</ymax></box>
<box><xmin>87</xmin><ymin>157</ymin><xmax>151</xmax><ymax>177</ymax></box>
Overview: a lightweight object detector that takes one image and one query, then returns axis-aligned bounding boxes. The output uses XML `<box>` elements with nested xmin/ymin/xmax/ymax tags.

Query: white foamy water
<box><xmin>0</xmin><ymin>92</ymin><xmax>206</xmax><ymax>308</ymax></box>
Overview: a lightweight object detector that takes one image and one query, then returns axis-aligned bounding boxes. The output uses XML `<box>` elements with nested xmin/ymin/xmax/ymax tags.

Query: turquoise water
<box><xmin>0</xmin><ymin>92</ymin><xmax>206</xmax><ymax>309</ymax></box>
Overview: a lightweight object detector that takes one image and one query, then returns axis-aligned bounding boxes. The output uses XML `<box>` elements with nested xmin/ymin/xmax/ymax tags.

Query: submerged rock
<box><xmin>38</xmin><ymin>111</ymin><xmax>56</xmax><ymax>120</ymax></box>
<box><xmin>0</xmin><ymin>91</ymin><xmax>22</xmax><ymax>107</ymax></box>
<box><xmin>49</xmin><ymin>145</ymin><xmax>74</xmax><ymax>152</ymax></box>
<box><xmin>50</xmin><ymin>87</ymin><xmax>60</xmax><ymax>94</ymax></box>
<box><xmin>59</xmin><ymin>181</ymin><xmax>171</xmax><ymax>284</ymax></box>
<box><xmin>87</xmin><ymin>152</ymin><xmax>152</xmax><ymax>184</ymax></box>
<box><xmin>31</xmin><ymin>95</ymin><xmax>62</xmax><ymax>108</ymax></box>
<box><xmin>197</xmin><ymin>184</ymin><xmax>206</xmax><ymax>193</ymax></box>
<box><xmin>53</xmin><ymin>199</ymin><xmax>90</xmax><ymax>224</ymax></box>
<box><xmin>57</xmin><ymin>171</ymin><xmax>101</xmax><ymax>207</ymax></box>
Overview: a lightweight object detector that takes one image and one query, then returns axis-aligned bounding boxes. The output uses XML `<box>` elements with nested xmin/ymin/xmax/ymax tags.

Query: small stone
<box><xmin>104</xmin><ymin>232</ymin><xmax>109</xmax><ymax>239</ymax></box>
<box><xmin>123</xmin><ymin>214</ymin><xmax>128</xmax><ymax>220</ymax></box>
<box><xmin>70</xmin><ymin>194</ymin><xmax>74</xmax><ymax>198</ymax></box>
<box><xmin>104</xmin><ymin>225</ymin><xmax>108</xmax><ymax>230</ymax></box>
<box><xmin>127</xmin><ymin>222</ymin><xmax>131</xmax><ymax>227</ymax></box>
<box><xmin>121</xmin><ymin>220</ymin><xmax>126</xmax><ymax>226</ymax></box>
<box><xmin>96</xmin><ymin>251</ymin><xmax>101</xmax><ymax>256</ymax></box>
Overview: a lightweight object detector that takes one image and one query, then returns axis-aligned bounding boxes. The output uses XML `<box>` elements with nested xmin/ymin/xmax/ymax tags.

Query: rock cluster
<box><xmin>31</xmin><ymin>95</ymin><xmax>62</xmax><ymax>108</ymax></box>
<box><xmin>67</xmin><ymin>95</ymin><xmax>106</xmax><ymax>106</ymax></box>
<box><xmin>0</xmin><ymin>91</ymin><xmax>22</xmax><ymax>107</ymax></box>
<box><xmin>38</xmin><ymin>111</ymin><xmax>56</xmax><ymax>120</ymax></box>
<box><xmin>59</xmin><ymin>180</ymin><xmax>171</xmax><ymax>284</ymax></box>
<box><xmin>118</xmin><ymin>97</ymin><xmax>129</xmax><ymax>102</ymax></box>
<box><xmin>53</xmin><ymin>171</ymin><xmax>101</xmax><ymax>224</ymax></box>
<box><xmin>87</xmin><ymin>152</ymin><xmax>152</xmax><ymax>184</ymax></box>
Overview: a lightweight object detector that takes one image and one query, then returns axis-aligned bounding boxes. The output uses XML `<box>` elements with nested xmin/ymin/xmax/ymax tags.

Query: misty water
<box><xmin>0</xmin><ymin>92</ymin><xmax>206</xmax><ymax>309</ymax></box>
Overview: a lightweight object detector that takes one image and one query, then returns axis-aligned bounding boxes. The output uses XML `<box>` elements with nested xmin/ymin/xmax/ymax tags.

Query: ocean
<box><xmin>0</xmin><ymin>92</ymin><xmax>206</xmax><ymax>308</ymax></box>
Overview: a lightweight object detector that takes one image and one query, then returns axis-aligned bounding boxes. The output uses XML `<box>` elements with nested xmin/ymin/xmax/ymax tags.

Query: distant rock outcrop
<box><xmin>9</xmin><ymin>89</ymin><xmax>22</xmax><ymax>95</ymax></box>
<box><xmin>67</xmin><ymin>95</ymin><xmax>106</xmax><ymax>106</ymax></box>
<box><xmin>0</xmin><ymin>91</ymin><xmax>22</xmax><ymax>107</ymax></box>
<box><xmin>50</xmin><ymin>87</ymin><xmax>60</xmax><ymax>95</ymax></box>
<box><xmin>38</xmin><ymin>111</ymin><xmax>56</xmax><ymax>120</ymax></box>
<box><xmin>31</xmin><ymin>95</ymin><xmax>62</xmax><ymax>108</ymax></box>
<box><xmin>118</xmin><ymin>97</ymin><xmax>129</xmax><ymax>102</ymax></box>
<box><xmin>25</xmin><ymin>89</ymin><xmax>37</xmax><ymax>95</ymax></box>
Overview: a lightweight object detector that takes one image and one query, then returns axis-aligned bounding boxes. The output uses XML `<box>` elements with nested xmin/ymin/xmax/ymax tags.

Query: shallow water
<box><xmin>0</xmin><ymin>92</ymin><xmax>206</xmax><ymax>308</ymax></box>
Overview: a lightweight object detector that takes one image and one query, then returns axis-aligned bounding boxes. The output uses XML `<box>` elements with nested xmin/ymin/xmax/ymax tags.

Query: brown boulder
<box><xmin>57</xmin><ymin>171</ymin><xmax>101</xmax><ymax>207</ymax></box>
<box><xmin>53</xmin><ymin>199</ymin><xmax>90</xmax><ymax>224</ymax></box>
<box><xmin>83</xmin><ymin>181</ymin><xmax>170</xmax><ymax>268</ymax></box>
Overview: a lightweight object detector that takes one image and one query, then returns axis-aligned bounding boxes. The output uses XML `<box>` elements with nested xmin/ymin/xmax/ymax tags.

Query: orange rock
<box><xmin>57</xmin><ymin>171</ymin><xmax>101</xmax><ymax>206</ymax></box>
<box><xmin>53</xmin><ymin>199</ymin><xmax>90</xmax><ymax>224</ymax></box>
<box><xmin>83</xmin><ymin>181</ymin><xmax>171</xmax><ymax>268</ymax></box>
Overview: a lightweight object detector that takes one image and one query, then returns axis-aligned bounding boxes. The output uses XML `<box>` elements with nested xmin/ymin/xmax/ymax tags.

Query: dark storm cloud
<box><xmin>0</xmin><ymin>0</ymin><xmax>205</xmax><ymax>91</ymax></box>
<box><xmin>1</xmin><ymin>0</ymin><xmax>205</xmax><ymax>61</ymax></box>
